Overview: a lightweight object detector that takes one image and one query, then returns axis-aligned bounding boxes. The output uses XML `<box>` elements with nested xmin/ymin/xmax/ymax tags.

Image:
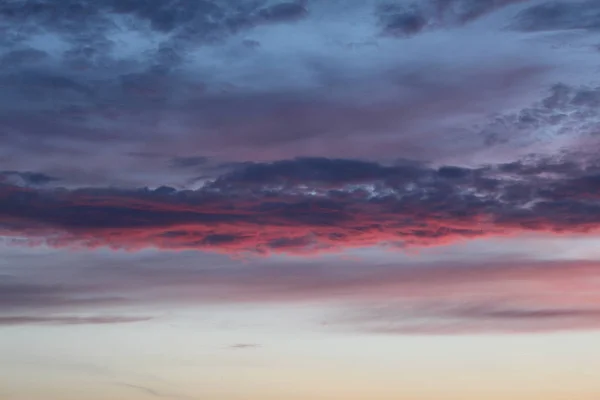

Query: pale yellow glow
<box><xmin>1</xmin><ymin>308</ymin><xmax>600</xmax><ymax>400</ymax></box>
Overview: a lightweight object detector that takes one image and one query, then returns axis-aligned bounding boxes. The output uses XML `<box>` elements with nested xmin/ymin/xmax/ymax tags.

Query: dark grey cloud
<box><xmin>377</xmin><ymin>0</ymin><xmax>528</xmax><ymax>36</ymax></box>
<box><xmin>209</xmin><ymin>157</ymin><xmax>424</xmax><ymax>188</ymax></box>
<box><xmin>0</xmin><ymin>1</ymin><xmax>598</xmax><ymax>238</ymax></box>
<box><xmin>444</xmin><ymin>0</ymin><xmax>530</xmax><ymax>23</ymax></box>
<box><xmin>0</xmin><ymin>48</ymin><xmax>49</xmax><ymax>67</ymax></box>
<box><xmin>3</xmin><ymin>153</ymin><xmax>600</xmax><ymax>254</ymax></box>
<box><xmin>5</xmin><ymin>0</ymin><xmax>592</xmax><ymax>190</ymax></box>
<box><xmin>0</xmin><ymin>171</ymin><xmax>59</xmax><ymax>185</ymax></box>
<box><xmin>169</xmin><ymin>156</ymin><xmax>209</xmax><ymax>169</ymax></box>
<box><xmin>0</xmin><ymin>280</ymin><xmax>128</xmax><ymax>311</ymax></box>
<box><xmin>514</xmin><ymin>0</ymin><xmax>600</xmax><ymax>32</ymax></box>
<box><xmin>257</xmin><ymin>1</ymin><xmax>307</xmax><ymax>23</ymax></box>
<box><xmin>378</xmin><ymin>4</ymin><xmax>428</xmax><ymax>37</ymax></box>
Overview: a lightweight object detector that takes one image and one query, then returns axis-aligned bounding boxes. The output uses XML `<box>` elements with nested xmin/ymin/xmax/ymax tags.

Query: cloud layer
<box><xmin>3</xmin><ymin>249</ymin><xmax>600</xmax><ymax>333</ymax></box>
<box><xmin>2</xmin><ymin>0</ymin><xmax>600</xmax><ymax>188</ymax></box>
<box><xmin>4</xmin><ymin>154</ymin><xmax>600</xmax><ymax>254</ymax></box>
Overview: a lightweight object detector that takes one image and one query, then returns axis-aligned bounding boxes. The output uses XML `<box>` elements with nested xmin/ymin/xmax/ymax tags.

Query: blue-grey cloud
<box><xmin>0</xmin><ymin>170</ymin><xmax>59</xmax><ymax>185</ymax></box>
<box><xmin>2</xmin><ymin>0</ymin><xmax>600</xmax><ymax>190</ymax></box>
<box><xmin>514</xmin><ymin>0</ymin><xmax>600</xmax><ymax>32</ymax></box>
<box><xmin>378</xmin><ymin>0</ymin><xmax>528</xmax><ymax>37</ymax></box>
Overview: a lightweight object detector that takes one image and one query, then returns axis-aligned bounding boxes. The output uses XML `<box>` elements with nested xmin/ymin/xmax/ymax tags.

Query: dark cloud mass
<box><xmin>514</xmin><ymin>0</ymin><xmax>600</xmax><ymax>32</ymax></box>
<box><xmin>378</xmin><ymin>0</ymin><xmax>527</xmax><ymax>36</ymax></box>
<box><xmin>0</xmin><ymin>170</ymin><xmax>58</xmax><ymax>185</ymax></box>
<box><xmin>2</xmin><ymin>155</ymin><xmax>600</xmax><ymax>254</ymax></box>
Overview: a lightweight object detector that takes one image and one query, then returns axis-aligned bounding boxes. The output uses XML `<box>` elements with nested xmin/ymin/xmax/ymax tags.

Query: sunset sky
<box><xmin>2</xmin><ymin>1</ymin><xmax>600</xmax><ymax>399</ymax></box>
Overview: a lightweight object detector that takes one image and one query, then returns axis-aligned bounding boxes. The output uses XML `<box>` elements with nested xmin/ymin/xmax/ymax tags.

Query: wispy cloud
<box><xmin>116</xmin><ymin>382</ymin><xmax>196</xmax><ymax>400</ymax></box>
<box><xmin>229</xmin><ymin>343</ymin><xmax>260</xmax><ymax>349</ymax></box>
<box><xmin>337</xmin><ymin>303</ymin><xmax>600</xmax><ymax>335</ymax></box>
<box><xmin>0</xmin><ymin>315</ymin><xmax>152</xmax><ymax>326</ymax></box>
<box><xmin>3</xmin><ymin>253</ymin><xmax>600</xmax><ymax>333</ymax></box>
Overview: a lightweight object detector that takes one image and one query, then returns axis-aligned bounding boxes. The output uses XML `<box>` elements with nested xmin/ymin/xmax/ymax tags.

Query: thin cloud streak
<box><xmin>0</xmin><ymin>315</ymin><xmax>152</xmax><ymax>326</ymax></box>
<box><xmin>3</xmin><ymin>255</ymin><xmax>600</xmax><ymax>333</ymax></box>
<box><xmin>229</xmin><ymin>343</ymin><xmax>260</xmax><ymax>349</ymax></box>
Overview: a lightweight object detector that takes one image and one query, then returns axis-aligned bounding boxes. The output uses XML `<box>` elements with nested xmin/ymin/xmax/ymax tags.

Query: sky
<box><xmin>2</xmin><ymin>0</ymin><xmax>600</xmax><ymax>399</ymax></box>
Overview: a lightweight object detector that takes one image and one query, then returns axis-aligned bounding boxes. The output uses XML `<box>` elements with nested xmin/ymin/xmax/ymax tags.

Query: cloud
<box><xmin>340</xmin><ymin>304</ymin><xmax>600</xmax><ymax>335</ymax></box>
<box><xmin>4</xmin><ymin>153</ymin><xmax>600</xmax><ymax>254</ymax></box>
<box><xmin>0</xmin><ymin>278</ymin><xmax>130</xmax><ymax>312</ymax></box>
<box><xmin>438</xmin><ymin>0</ymin><xmax>529</xmax><ymax>24</ymax></box>
<box><xmin>229</xmin><ymin>343</ymin><xmax>260</xmax><ymax>349</ymax></box>
<box><xmin>0</xmin><ymin>171</ymin><xmax>59</xmax><ymax>186</ymax></box>
<box><xmin>2</xmin><ymin>0</ymin><xmax>600</xmax><ymax>190</ymax></box>
<box><xmin>377</xmin><ymin>3</ymin><xmax>429</xmax><ymax>37</ymax></box>
<box><xmin>0</xmin><ymin>315</ymin><xmax>151</xmax><ymax>326</ymax></box>
<box><xmin>257</xmin><ymin>2</ymin><xmax>308</xmax><ymax>23</ymax></box>
<box><xmin>3</xmin><ymin>250</ymin><xmax>600</xmax><ymax>333</ymax></box>
<box><xmin>513</xmin><ymin>0</ymin><xmax>600</xmax><ymax>32</ymax></box>
<box><xmin>118</xmin><ymin>383</ymin><xmax>163</xmax><ymax>398</ymax></box>
<box><xmin>169</xmin><ymin>156</ymin><xmax>209</xmax><ymax>169</ymax></box>
<box><xmin>116</xmin><ymin>382</ymin><xmax>196</xmax><ymax>400</ymax></box>
<box><xmin>377</xmin><ymin>0</ymin><xmax>528</xmax><ymax>37</ymax></box>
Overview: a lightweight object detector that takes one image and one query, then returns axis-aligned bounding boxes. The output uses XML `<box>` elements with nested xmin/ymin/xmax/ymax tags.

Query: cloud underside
<box><xmin>3</xmin><ymin>154</ymin><xmax>600</xmax><ymax>254</ymax></box>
